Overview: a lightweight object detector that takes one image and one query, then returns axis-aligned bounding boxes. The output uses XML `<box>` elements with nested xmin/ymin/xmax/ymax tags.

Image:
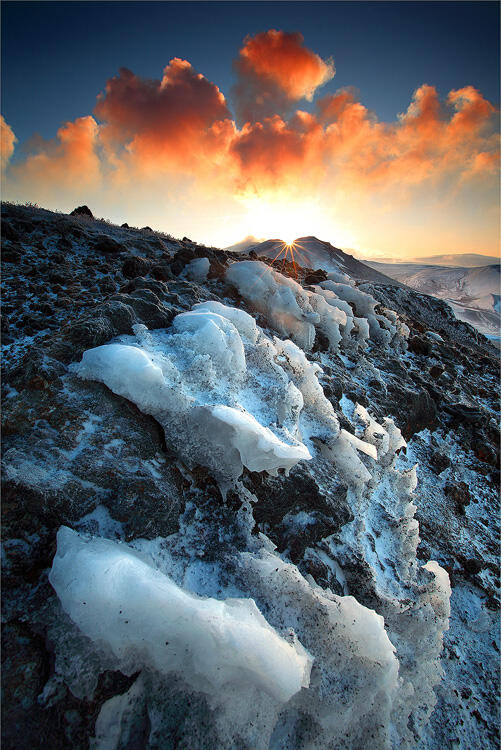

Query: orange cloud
<box><xmin>1</xmin><ymin>29</ymin><xmax>498</xmax><ymax>251</ymax></box>
<box><xmin>94</xmin><ymin>59</ymin><xmax>232</xmax><ymax>175</ymax></box>
<box><xmin>233</xmin><ymin>30</ymin><xmax>334</xmax><ymax>123</ymax></box>
<box><xmin>7</xmin><ymin>116</ymin><xmax>101</xmax><ymax>201</ymax></box>
<box><xmin>239</xmin><ymin>30</ymin><xmax>334</xmax><ymax>101</ymax></box>
<box><xmin>1</xmin><ymin>115</ymin><xmax>17</xmax><ymax>172</ymax></box>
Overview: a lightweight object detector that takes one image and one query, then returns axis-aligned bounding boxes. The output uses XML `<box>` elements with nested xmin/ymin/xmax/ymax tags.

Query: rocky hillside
<box><xmin>1</xmin><ymin>203</ymin><xmax>499</xmax><ymax>750</ymax></box>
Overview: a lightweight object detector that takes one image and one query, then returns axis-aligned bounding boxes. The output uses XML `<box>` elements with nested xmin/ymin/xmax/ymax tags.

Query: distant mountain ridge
<box><xmin>362</xmin><ymin>253</ymin><xmax>500</xmax><ymax>267</ymax></box>
<box><xmin>366</xmin><ymin>260</ymin><xmax>500</xmax><ymax>338</ymax></box>
<box><xmin>242</xmin><ymin>235</ymin><xmax>406</xmax><ymax>287</ymax></box>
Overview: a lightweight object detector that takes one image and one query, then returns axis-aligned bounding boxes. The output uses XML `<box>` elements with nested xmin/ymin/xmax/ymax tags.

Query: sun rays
<box><xmin>268</xmin><ymin>239</ymin><xmax>311</xmax><ymax>277</ymax></box>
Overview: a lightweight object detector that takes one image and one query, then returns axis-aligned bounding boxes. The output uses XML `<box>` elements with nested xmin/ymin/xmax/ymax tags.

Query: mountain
<box><xmin>246</xmin><ymin>235</ymin><xmax>406</xmax><ymax>286</ymax></box>
<box><xmin>224</xmin><ymin>234</ymin><xmax>263</xmax><ymax>253</ymax></box>
<box><xmin>1</xmin><ymin>202</ymin><xmax>499</xmax><ymax>750</ymax></box>
<box><xmin>366</xmin><ymin>261</ymin><xmax>500</xmax><ymax>339</ymax></box>
<box><xmin>359</xmin><ymin>253</ymin><xmax>500</xmax><ymax>267</ymax></box>
<box><xmin>411</xmin><ymin>253</ymin><xmax>500</xmax><ymax>267</ymax></box>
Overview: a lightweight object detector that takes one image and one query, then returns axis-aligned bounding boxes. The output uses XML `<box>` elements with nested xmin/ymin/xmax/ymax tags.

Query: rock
<box><xmin>430</xmin><ymin>365</ymin><xmax>445</xmax><ymax>379</ymax></box>
<box><xmin>121</xmin><ymin>223</ymin><xmax>129</xmax><ymax>228</ymax></box>
<box><xmin>408</xmin><ymin>335</ymin><xmax>433</xmax><ymax>356</ymax></box>
<box><xmin>445</xmin><ymin>482</ymin><xmax>471</xmax><ymax>515</ymax></box>
<box><xmin>430</xmin><ymin>451</ymin><xmax>451</xmax><ymax>474</ymax></box>
<box><xmin>2</xmin><ymin>220</ymin><xmax>19</xmax><ymax>242</ymax></box>
<box><xmin>141</xmin><ymin>226</ymin><xmax>153</xmax><ymax>232</ymax></box>
<box><xmin>70</xmin><ymin>205</ymin><xmax>93</xmax><ymax>218</ymax></box>
<box><xmin>151</xmin><ymin>263</ymin><xmax>172</xmax><ymax>281</ymax></box>
<box><xmin>94</xmin><ymin>236</ymin><xmax>125</xmax><ymax>255</ymax></box>
<box><xmin>121</xmin><ymin>256</ymin><xmax>152</xmax><ymax>280</ymax></box>
<box><xmin>303</xmin><ymin>270</ymin><xmax>328</xmax><ymax>285</ymax></box>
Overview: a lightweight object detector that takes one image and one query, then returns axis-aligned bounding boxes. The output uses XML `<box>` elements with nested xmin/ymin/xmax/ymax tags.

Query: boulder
<box><xmin>70</xmin><ymin>205</ymin><xmax>93</xmax><ymax>218</ymax></box>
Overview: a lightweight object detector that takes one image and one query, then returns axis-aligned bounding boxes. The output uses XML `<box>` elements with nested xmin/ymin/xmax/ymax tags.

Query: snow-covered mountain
<box><xmin>244</xmin><ymin>235</ymin><xmax>407</xmax><ymax>286</ymax></box>
<box><xmin>366</xmin><ymin>261</ymin><xmax>500</xmax><ymax>339</ymax></box>
<box><xmin>1</xmin><ymin>203</ymin><xmax>499</xmax><ymax>750</ymax></box>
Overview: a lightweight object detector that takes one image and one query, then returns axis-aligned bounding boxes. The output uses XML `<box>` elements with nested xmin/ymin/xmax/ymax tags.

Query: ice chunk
<box><xmin>50</xmin><ymin>527</ymin><xmax>312</xmax><ymax>703</ymax></box>
<box><xmin>182</xmin><ymin>257</ymin><xmax>210</xmax><ymax>282</ymax></box>
<box><xmin>173</xmin><ymin>310</ymin><xmax>246</xmax><ymax>377</ymax></box>
<box><xmin>209</xmin><ymin>405</ymin><xmax>311</xmax><ymax>476</ymax></box>
<box><xmin>193</xmin><ymin>301</ymin><xmax>258</xmax><ymax>344</ymax></box>
<box><xmin>226</xmin><ymin>261</ymin><xmax>318</xmax><ymax>350</ymax></box>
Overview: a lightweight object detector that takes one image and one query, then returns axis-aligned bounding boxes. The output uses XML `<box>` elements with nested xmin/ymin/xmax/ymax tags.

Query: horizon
<box><xmin>1</xmin><ymin>1</ymin><xmax>500</xmax><ymax>259</ymax></box>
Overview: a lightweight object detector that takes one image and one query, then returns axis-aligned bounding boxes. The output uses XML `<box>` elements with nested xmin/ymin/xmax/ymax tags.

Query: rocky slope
<box><xmin>1</xmin><ymin>203</ymin><xmax>499</xmax><ymax>750</ymax></box>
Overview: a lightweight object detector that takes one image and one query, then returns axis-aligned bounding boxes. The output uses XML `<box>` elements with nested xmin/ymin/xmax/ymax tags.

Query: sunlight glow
<box><xmin>238</xmin><ymin>195</ymin><xmax>358</xmax><ymax>250</ymax></box>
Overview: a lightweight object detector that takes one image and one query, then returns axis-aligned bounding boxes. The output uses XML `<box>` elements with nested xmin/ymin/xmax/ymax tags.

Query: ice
<box><xmin>72</xmin><ymin>304</ymin><xmax>318</xmax><ymax>482</ymax></box>
<box><xmin>182</xmin><ymin>256</ymin><xmax>210</xmax><ymax>282</ymax></box>
<box><xmin>226</xmin><ymin>261</ymin><xmax>319</xmax><ymax>350</ymax></box>
<box><xmin>50</xmin><ymin>527</ymin><xmax>312</xmax><ymax>703</ymax></box>
<box><xmin>209</xmin><ymin>405</ymin><xmax>311</xmax><ymax>476</ymax></box>
<box><xmin>173</xmin><ymin>310</ymin><xmax>247</xmax><ymax>377</ymax></box>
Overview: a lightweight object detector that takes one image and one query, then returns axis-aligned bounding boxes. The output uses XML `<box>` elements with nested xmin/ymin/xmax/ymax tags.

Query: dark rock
<box><xmin>111</xmin><ymin>290</ymin><xmax>173</xmax><ymax>330</ymax></box>
<box><xmin>141</xmin><ymin>226</ymin><xmax>153</xmax><ymax>232</ymax></box>
<box><xmin>303</xmin><ymin>270</ymin><xmax>328</xmax><ymax>285</ymax></box>
<box><xmin>48</xmin><ymin>271</ymin><xmax>67</xmax><ymax>285</ymax></box>
<box><xmin>1</xmin><ymin>246</ymin><xmax>22</xmax><ymax>264</ymax></box>
<box><xmin>388</xmin><ymin>384</ymin><xmax>437</xmax><ymax>439</ymax></box>
<box><xmin>70</xmin><ymin>205</ymin><xmax>93</xmax><ymax>218</ymax></box>
<box><xmin>445</xmin><ymin>482</ymin><xmax>471</xmax><ymax>515</ymax></box>
<box><xmin>408</xmin><ymin>335</ymin><xmax>433</xmax><ymax>356</ymax></box>
<box><xmin>1</xmin><ymin>220</ymin><xmax>20</xmax><ymax>242</ymax></box>
<box><xmin>429</xmin><ymin>364</ymin><xmax>445</xmax><ymax>379</ymax></box>
<box><xmin>121</xmin><ymin>223</ymin><xmax>129</xmax><ymax>228</ymax></box>
<box><xmin>99</xmin><ymin>277</ymin><xmax>116</xmax><ymax>294</ymax></box>
<box><xmin>122</xmin><ymin>256</ymin><xmax>152</xmax><ymax>280</ymax></box>
<box><xmin>94</xmin><ymin>236</ymin><xmax>125</xmax><ymax>255</ymax></box>
<box><xmin>208</xmin><ymin>259</ymin><xmax>227</xmax><ymax>280</ymax></box>
<box><xmin>430</xmin><ymin>451</ymin><xmax>451</xmax><ymax>474</ymax></box>
<box><xmin>64</xmin><ymin>317</ymin><xmax>115</xmax><ymax>350</ymax></box>
<box><xmin>151</xmin><ymin>263</ymin><xmax>172</xmax><ymax>281</ymax></box>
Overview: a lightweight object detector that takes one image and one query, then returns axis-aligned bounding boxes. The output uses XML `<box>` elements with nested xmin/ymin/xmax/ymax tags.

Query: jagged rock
<box><xmin>1</xmin><ymin>220</ymin><xmax>19</xmax><ymax>242</ymax></box>
<box><xmin>121</xmin><ymin>256</ymin><xmax>152</xmax><ymax>279</ymax></box>
<box><xmin>70</xmin><ymin>205</ymin><xmax>93</xmax><ymax>218</ymax></box>
<box><xmin>430</xmin><ymin>450</ymin><xmax>451</xmax><ymax>474</ymax></box>
<box><xmin>94</xmin><ymin>236</ymin><xmax>125</xmax><ymax>255</ymax></box>
<box><xmin>445</xmin><ymin>482</ymin><xmax>471</xmax><ymax>515</ymax></box>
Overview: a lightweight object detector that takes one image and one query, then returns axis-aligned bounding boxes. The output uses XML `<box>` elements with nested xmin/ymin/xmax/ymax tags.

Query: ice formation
<box><xmin>52</xmin><ymin>263</ymin><xmax>450</xmax><ymax>749</ymax></box>
<box><xmin>72</xmin><ymin>304</ymin><xmax>319</xmax><ymax>482</ymax></box>
<box><xmin>49</xmin><ymin>527</ymin><xmax>312</xmax><ymax>703</ymax></box>
<box><xmin>226</xmin><ymin>260</ymin><xmax>409</xmax><ymax>353</ymax></box>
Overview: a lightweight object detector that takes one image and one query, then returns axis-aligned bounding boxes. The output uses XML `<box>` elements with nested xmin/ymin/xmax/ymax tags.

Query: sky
<box><xmin>1</xmin><ymin>1</ymin><xmax>499</xmax><ymax>258</ymax></box>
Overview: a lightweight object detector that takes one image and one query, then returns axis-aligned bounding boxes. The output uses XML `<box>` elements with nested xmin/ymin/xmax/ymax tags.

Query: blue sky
<box><xmin>2</xmin><ymin>1</ymin><xmax>500</xmax><ymax>145</ymax></box>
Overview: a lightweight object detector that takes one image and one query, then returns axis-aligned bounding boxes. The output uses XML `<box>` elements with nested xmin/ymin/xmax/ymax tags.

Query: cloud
<box><xmin>94</xmin><ymin>59</ymin><xmax>232</xmax><ymax>175</ymax></box>
<box><xmin>1</xmin><ymin>30</ymin><xmax>498</xmax><ymax>252</ymax></box>
<box><xmin>7</xmin><ymin>116</ymin><xmax>101</xmax><ymax>201</ymax></box>
<box><xmin>1</xmin><ymin>116</ymin><xmax>17</xmax><ymax>172</ymax></box>
<box><xmin>233</xmin><ymin>30</ymin><xmax>335</xmax><ymax>123</ymax></box>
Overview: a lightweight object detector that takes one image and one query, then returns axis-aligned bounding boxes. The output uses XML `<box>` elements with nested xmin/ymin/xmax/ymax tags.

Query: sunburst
<box><xmin>268</xmin><ymin>240</ymin><xmax>310</xmax><ymax>278</ymax></box>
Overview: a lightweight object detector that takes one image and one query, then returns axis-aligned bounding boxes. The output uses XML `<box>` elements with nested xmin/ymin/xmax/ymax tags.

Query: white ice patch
<box><xmin>49</xmin><ymin>527</ymin><xmax>312</xmax><ymax>703</ymax></box>
<box><xmin>181</xmin><ymin>256</ymin><xmax>210</xmax><ymax>282</ymax></box>
<box><xmin>226</xmin><ymin>261</ymin><xmax>319</xmax><ymax>350</ymax></box>
<box><xmin>71</xmin><ymin>304</ymin><xmax>323</xmax><ymax>482</ymax></box>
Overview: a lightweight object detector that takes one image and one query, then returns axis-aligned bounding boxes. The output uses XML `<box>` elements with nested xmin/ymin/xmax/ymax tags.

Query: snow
<box><xmin>49</xmin><ymin>527</ymin><xmax>312</xmax><ymax>703</ymax></box>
